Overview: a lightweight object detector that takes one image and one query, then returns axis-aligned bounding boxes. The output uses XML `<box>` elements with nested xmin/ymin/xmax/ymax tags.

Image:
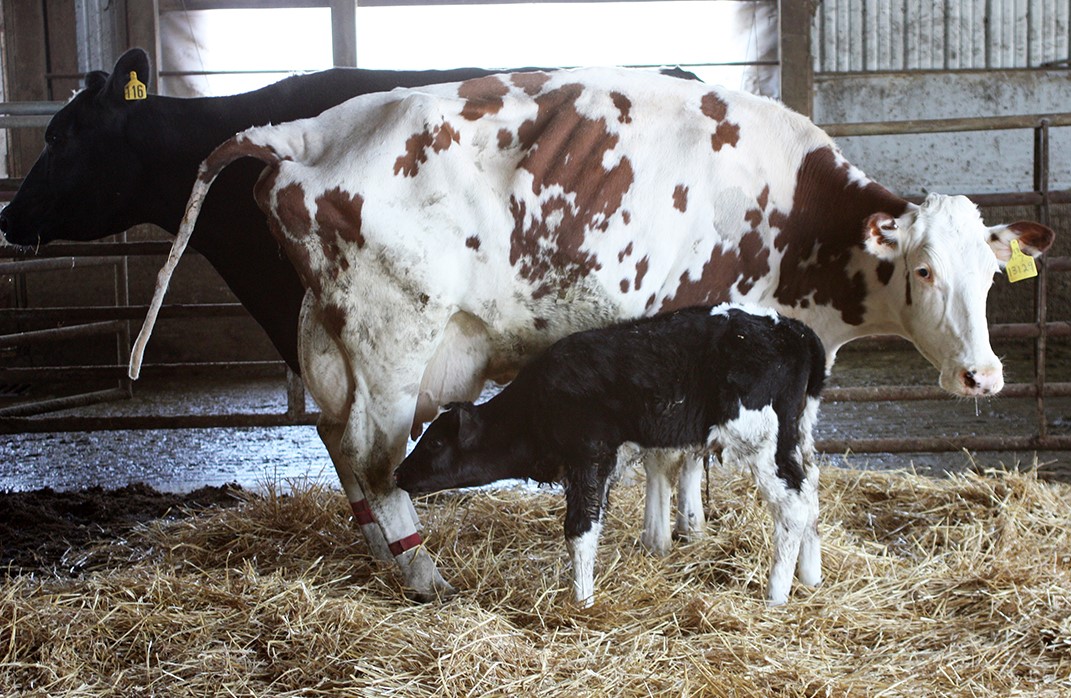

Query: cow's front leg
<box><xmin>339</xmin><ymin>400</ymin><xmax>455</xmax><ymax>602</ymax></box>
<box><xmin>318</xmin><ymin>419</ymin><xmax>393</xmax><ymax>561</ymax></box>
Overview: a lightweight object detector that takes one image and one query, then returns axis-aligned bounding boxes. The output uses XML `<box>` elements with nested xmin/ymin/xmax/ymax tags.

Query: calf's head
<box><xmin>396</xmin><ymin>402</ymin><xmax>521</xmax><ymax>495</ymax></box>
<box><xmin>0</xmin><ymin>49</ymin><xmax>154</xmax><ymax>247</ymax></box>
<box><xmin>864</xmin><ymin>193</ymin><xmax>1054</xmax><ymax>397</ymax></box>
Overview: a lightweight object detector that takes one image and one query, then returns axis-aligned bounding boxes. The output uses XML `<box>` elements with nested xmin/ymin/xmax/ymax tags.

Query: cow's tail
<box><xmin>128</xmin><ymin>136</ymin><xmax>281</xmax><ymax>379</ymax></box>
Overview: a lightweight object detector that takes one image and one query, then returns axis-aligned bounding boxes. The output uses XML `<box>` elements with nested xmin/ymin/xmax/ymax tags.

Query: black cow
<box><xmin>396</xmin><ymin>305</ymin><xmax>827</xmax><ymax>606</ymax></box>
<box><xmin>0</xmin><ymin>48</ymin><xmax>522</xmax><ymax>371</ymax></box>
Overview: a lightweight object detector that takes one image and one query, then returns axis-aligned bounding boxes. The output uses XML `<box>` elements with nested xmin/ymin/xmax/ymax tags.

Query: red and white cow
<box><xmin>130</xmin><ymin>68</ymin><xmax>1053</xmax><ymax>599</ymax></box>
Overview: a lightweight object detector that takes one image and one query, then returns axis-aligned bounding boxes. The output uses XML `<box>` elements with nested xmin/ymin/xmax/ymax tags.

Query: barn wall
<box><xmin>810</xmin><ymin>2</ymin><xmax>1071</xmax><ymax>324</ymax></box>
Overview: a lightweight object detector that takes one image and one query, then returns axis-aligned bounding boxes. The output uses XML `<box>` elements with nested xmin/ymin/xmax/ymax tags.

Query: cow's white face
<box><xmin>864</xmin><ymin>193</ymin><xmax>1052</xmax><ymax>397</ymax></box>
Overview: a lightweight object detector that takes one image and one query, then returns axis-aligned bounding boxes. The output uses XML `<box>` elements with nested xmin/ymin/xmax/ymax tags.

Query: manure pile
<box><xmin>2</xmin><ymin>463</ymin><xmax>1070</xmax><ymax>696</ymax></box>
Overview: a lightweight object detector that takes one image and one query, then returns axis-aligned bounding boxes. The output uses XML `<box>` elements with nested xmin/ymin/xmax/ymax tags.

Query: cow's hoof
<box><xmin>405</xmin><ymin>579</ymin><xmax>458</xmax><ymax>603</ymax></box>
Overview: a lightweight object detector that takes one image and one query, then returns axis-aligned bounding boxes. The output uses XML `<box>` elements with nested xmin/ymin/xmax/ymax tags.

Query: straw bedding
<box><xmin>2</xmin><ymin>460</ymin><xmax>1070</xmax><ymax>696</ymax></box>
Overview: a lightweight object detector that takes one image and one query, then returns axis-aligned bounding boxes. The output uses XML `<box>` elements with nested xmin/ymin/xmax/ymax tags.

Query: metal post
<box><xmin>1033</xmin><ymin>119</ymin><xmax>1051</xmax><ymax>439</ymax></box>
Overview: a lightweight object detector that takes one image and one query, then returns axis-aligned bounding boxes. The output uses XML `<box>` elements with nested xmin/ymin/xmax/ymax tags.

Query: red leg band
<box><xmin>388</xmin><ymin>533</ymin><xmax>423</xmax><ymax>556</ymax></box>
<box><xmin>350</xmin><ymin>499</ymin><xmax>375</xmax><ymax>526</ymax></box>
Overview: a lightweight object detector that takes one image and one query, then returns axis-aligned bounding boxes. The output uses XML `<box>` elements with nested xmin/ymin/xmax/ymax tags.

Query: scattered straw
<box><xmin>2</xmin><ymin>463</ymin><xmax>1071</xmax><ymax>696</ymax></box>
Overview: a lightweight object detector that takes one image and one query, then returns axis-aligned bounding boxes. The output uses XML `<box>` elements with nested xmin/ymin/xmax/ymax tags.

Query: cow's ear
<box><xmin>454</xmin><ymin>404</ymin><xmax>482</xmax><ymax>449</ymax></box>
<box><xmin>101</xmin><ymin>48</ymin><xmax>152</xmax><ymax>101</ymax></box>
<box><xmin>863</xmin><ymin>212</ymin><xmax>900</xmax><ymax>261</ymax></box>
<box><xmin>83</xmin><ymin>70</ymin><xmax>108</xmax><ymax>93</ymax></box>
<box><xmin>988</xmin><ymin>220</ymin><xmax>1055</xmax><ymax>264</ymax></box>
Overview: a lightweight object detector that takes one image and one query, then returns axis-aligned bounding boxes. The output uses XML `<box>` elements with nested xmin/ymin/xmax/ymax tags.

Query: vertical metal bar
<box><xmin>114</xmin><ymin>230</ymin><xmax>133</xmax><ymax>398</ymax></box>
<box><xmin>286</xmin><ymin>368</ymin><xmax>306</xmax><ymax>420</ymax></box>
<box><xmin>1033</xmin><ymin>118</ymin><xmax>1050</xmax><ymax>439</ymax></box>
<box><xmin>330</xmin><ymin>0</ymin><xmax>357</xmax><ymax>68</ymax></box>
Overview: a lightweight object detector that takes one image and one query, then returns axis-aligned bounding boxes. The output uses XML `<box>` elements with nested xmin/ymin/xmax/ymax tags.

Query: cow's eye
<box><xmin>426</xmin><ymin>437</ymin><xmax>444</xmax><ymax>451</ymax></box>
<box><xmin>916</xmin><ymin>266</ymin><xmax>932</xmax><ymax>281</ymax></box>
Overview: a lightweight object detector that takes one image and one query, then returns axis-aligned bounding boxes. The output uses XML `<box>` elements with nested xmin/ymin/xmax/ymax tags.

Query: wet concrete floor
<box><xmin>1</xmin><ymin>339</ymin><xmax>1069</xmax><ymax>492</ymax></box>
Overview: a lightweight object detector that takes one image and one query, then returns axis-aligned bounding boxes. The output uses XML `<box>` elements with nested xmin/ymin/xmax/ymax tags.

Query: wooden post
<box><xmin>779</xmin><ymin>0</ymin><xmax>816</xmax><ymax>117</ymax></box>
<box><xmin>127</xmin><ymin>0</ymin><xmax>161</xmax><ymax>90</ymax></box>
<box><xmin>2</xmin><ymin>0</ymin><xmax>49</xmax><ymax>177</ymax></box>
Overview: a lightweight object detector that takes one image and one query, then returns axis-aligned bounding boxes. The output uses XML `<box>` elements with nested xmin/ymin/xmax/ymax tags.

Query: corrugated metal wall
<box><xmin>814</xmin><ymin>0</ymin><xmax>1071</xmax><ymax>72</ymax></box>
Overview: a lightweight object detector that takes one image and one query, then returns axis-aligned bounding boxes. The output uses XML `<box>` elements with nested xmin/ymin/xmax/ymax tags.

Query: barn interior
<box><xmin>1</xmin><ymin>4</ymin><xmax>1071</xmax><ymax>697</ymax></box>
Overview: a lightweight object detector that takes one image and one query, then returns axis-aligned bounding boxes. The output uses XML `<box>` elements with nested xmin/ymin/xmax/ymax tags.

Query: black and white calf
<box><xmin>395</xmin><ymin>304</ymin><xmax>827</xmax><ymax>606</ymax></box>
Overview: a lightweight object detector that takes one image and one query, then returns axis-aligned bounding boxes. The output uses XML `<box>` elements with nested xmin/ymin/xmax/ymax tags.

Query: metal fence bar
<box><xmin>0</xmin><ymin>320</ymin><xmax>128</xmax><ymax>348</ymax></box>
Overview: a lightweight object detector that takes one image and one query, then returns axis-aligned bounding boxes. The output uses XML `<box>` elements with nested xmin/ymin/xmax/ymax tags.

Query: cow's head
<box><xmin>863</xmin><ymin>193</ymin><xmax>1054</xmax><ymax>397</ymax></box>
<box><xmin>0</xmin><ymin>48</ymin><xmax>152</xmax><ymax>246</ymax></box>
<box><xmin>395</xmin><ymin>402</ymin><xmax>520</xmax><ymax>495</ymax></box>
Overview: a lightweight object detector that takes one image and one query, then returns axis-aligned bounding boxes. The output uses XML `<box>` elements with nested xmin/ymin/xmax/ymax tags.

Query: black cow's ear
<box><xmin>101</xmin><ymin>48</ymin><xmax>152</xmax><ymax>101</ymax></box>
<box><xmin>84</xmin><ymin>70</ymin><xmax>108</xmax><ymax>93</ymax></box>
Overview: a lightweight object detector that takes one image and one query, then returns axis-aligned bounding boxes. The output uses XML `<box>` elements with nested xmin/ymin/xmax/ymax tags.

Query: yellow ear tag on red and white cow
<box><xmin>124</xmin><ymin>71</ymin><xmax>147</xmax><ymax>101</ymax></box>
<box><xmin>1006</xmin><ymin>239</ymin><xmax>1038</xmax><ymax>283</ymax></box>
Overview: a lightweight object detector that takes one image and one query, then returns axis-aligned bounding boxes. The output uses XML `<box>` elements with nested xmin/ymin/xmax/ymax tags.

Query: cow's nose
<box><xmin>962</xmin><ymin>366</ymin><xmax>1003</xmax><ymax>395</ymax></box>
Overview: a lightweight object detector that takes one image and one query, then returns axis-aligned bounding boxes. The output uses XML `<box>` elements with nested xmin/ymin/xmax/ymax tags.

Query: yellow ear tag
<box><xmin>1006</xmin><ymin>239</ymin><xmax>1038</xmax><ymax>283</ymax></box>
<box><xmin>123</xmin><ymin>71</ymin><xmax>147</xmax><ymax>101</ymax></box>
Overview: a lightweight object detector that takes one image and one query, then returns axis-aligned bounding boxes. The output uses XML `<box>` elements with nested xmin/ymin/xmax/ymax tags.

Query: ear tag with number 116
<box><xmin>1006</xmin><ymin>239</ymin><xmax>1037</xmax><ymax>283</ymax></box>
<box><xmin>124</xmin><ymin>72</ymin><xmax>147</xmax><ymax>101</ymax></box>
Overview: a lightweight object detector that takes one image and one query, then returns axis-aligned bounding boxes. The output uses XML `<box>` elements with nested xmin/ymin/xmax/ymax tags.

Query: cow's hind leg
<box><xmin>319</xmin><ymin>419</ymin><xmax>393</xmax><ymax>561</ymax></box>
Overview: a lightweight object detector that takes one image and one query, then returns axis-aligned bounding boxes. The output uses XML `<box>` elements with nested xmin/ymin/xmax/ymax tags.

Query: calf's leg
<box><xmin>714</xmin><ymin>405</ymin><xmax>809</xmax><ymax>606</ymax></box>
<box><xmin>565</xmin><ymin>452</ymin><xmax>615</xmax><ymax>607</ymax></box>
<box><xmin>675</xmin><ymin>453</ymin><xmax>706</xmax><ymax>540</ymax></box>
<box><xmin>640</xmin><ymin>450</ymin><xmax>674</xmax><ymax>555</ymax></box>
<box><xmin>795</xmin><ymin>396</ymin><xmax>823</xmax><ymax>588</ymax></box>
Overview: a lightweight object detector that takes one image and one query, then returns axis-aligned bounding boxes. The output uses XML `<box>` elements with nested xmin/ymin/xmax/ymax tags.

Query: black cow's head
<box><xmin>0</xmin><ymin>48</ymin><xmax>154</xmax><ymax>246</ymax></box>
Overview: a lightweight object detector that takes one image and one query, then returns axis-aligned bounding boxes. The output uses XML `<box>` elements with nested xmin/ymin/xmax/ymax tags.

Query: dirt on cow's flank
<box><xmin>1</xmin><ymin>461</ymin><xmax>1070</xmax><ymax>697</ymax></box>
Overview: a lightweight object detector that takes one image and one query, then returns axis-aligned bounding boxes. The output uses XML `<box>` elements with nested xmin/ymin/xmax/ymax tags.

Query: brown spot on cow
<box><xmin>498</xmin><ymin>128</ymin><xmax>514</xmax><ymax>149</ymax></box>
<box><xmin>735</xmin><ymin>231</ymin><xmax>770</xmax><ymax>295</ymax></box>
<box><xmin>620</xmin><ymin>279</ymin><xmax>630</xmax><ymax>293</ymax></box>
<box><xmin>393</xmin><ymin>122</ymin><xmax>460</xmax><ymax>178</ymax></box>
<box><xmin>659</xmin><ymin>244</ymin><xmax>738</xmax><ymax>311</ymax></box>
<box><xmin>700</xmin><ymin>92</ymin><xmax>740</xmax><ymax>152</ymax></box>
<box><xmin>321</xmin><ymin>302</ymin><xmax>347</xmax><ymax>336</ymax></box>
<box><xmin>634</xmin><ymin>256</ymin><xmax>650</xmax><ymax>290</ymax></box>
<box><xmin>611</xmin><ymin>92</ymin><xmax>632</xmax><ymax>124</ymax></box>
<box><xmin>534</xmin><ymin>317</ymin><xmax>548</xmax><ymax>330</ymax></box>
<box><xmin>700</xmin><ymin>92</ymin><xmax>729</xmax><ymax>122</ymax></box>
<box><xmin>711</xmin><ymin>121</ymin><xmax>741</xmax><ymax>152</ymax></box>
<box><xmin>511</xmin><ymin>71</ymin><xmax>551</xmax><ymax>95</ymax></box>
<box><xmin>315</xmin><ymin>187</ymin><xmax>365</xmax><ymax>248</ymax></box>
<box><xmin>618</xmin><ymin>241</ymin><xmax>634</xmax><ymax>263</ymax></box>
<box><xmin>459</xmin><ymin>75</ymin><xmax>510</xmax><ymax>121</ymax></box>
<box><xmin>465</xmin><ymin>235</ymin><xmax>481</xmax><ymax>251</ymax></box>
<box><xmin>745</xmin><ymin>186</ymin><xmax>770</xmax><ymax>229</ymax></box>
<box><xmin>645</xmin><ymin>293</ymin><xmax>657</xmax><ymax>310</ymax></box>
<box><xmin>876</xmin><ymin>260</ymin><xmax>895</xmax><ymax>285</ymax></box>
<box><xmin>622</xmin><ymin>211</ymin><xmax>631</xmax><ymax>225</ymax></box>
<box><xmin>509</xmin><ymin>83</ymin><xmax>634</xmax><ymax>298</ymax></box>
<box><xmin>673</xmin><ymin>185</ymin><xmax>689</xmax><ymax>212</ymax></box>
<box><xmin>773</xmin><ymin>147</ymin><xmax>908</xmax><ymax>325</ymax></box>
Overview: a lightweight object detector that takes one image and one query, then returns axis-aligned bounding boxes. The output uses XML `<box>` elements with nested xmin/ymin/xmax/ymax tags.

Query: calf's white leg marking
<box><xmin>676</xmin><ymin>454</ymin><xmax>706</xmax><ymax>540</ymax></box>
<box><xmin>713</xmin><ymin>404</ymin><xmax>814</xmax><ymax>606</ymax></box>
<box><xmin>795</xmin><ymin>396</ymin><xmax>823</xmax><ymax>588</ymax></box>
<box><xmin>641</xmin><ymin>449</ymin><xmax>674</xmax><ymax>555</ymax></box>
<box><xmin>567</xmin><ymin>522</ymin><xmax>602</xmax><ymax>608</ymax></box>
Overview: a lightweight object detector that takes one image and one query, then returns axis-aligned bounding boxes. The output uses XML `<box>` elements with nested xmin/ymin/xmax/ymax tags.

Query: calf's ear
<box><xmin>454</xmin><ymin>405</ymin><xmax>483</xmax><ymax>449</ymax></box>
<box><xmin>101</xmin><ymin>48</ymin><xmax>152</xmax><ymax>101</ymax></box>
<box><xmin>988</xmin><ymin>221</ymin><xmax>1055</xmax><ymax>263</ymax></box>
